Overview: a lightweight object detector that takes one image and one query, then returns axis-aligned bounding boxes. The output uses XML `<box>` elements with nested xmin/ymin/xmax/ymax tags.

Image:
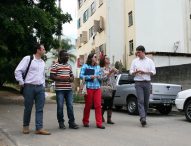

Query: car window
<box><xmin>118</xmin><ymin>74</ymin><xmax>135</xmax><ymax>85</ymax></box>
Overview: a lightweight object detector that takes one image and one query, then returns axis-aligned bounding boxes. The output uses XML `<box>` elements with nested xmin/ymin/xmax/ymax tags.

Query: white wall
<box><xmin>135</xmin><ymin>0</ymin><xmax>186</xmax><ymax>53</ymax></box>
<box><xmin>151</xmin><ymin>56</ymin><xmax>191</xmax><ymax>67</ymax></box>
<box><xmin>106</xmin><ymin>0</ymin><xmax>125</xmax><ymax>65</ymax></box>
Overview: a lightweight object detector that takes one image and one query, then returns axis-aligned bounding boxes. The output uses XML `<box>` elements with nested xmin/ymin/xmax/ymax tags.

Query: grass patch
<box><xmin>0</xmin><ymin>84</ymin><xmax>20</xmax><ymax>94</ymax></box>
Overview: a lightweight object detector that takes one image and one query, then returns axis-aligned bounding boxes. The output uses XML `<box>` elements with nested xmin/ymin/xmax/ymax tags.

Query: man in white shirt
<box><xmin>15</xmin><ymin>43</ymin><xmax>50</xmax><ymax>135</ymax></box>
<box><xmin>130</xmin><ymin>45</ymin><xmax>156</xmax><ymax>127</ymax></box>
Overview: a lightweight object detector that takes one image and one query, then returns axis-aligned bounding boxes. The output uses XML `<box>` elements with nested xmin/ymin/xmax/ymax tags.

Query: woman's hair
<box><xmin>86</xmin><ymin>52</ymin><xmax>96</xmax><ymax>65</ymax></box>
<box><xmin>99</xmin><ymin>55</ymin><xmax>107</xmax><ymax>67</ymax></box>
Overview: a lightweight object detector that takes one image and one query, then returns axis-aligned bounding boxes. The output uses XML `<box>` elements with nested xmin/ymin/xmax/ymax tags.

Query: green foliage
<box><xmin>0</xmin><ymin>0</ymin><xmax>72</xmax><ymax>85</ymax></box>
<box><xmin>51</xmin><ymin>38</ymin><xmax>76</xmax><ymax>63</ymax></box>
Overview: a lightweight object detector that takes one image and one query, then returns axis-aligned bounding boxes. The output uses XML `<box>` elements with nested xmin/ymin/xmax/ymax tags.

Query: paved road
<box><xmin>0</xmin><ymin>103</ymin><xmax>190</xmax><ymax>146</ymax></box>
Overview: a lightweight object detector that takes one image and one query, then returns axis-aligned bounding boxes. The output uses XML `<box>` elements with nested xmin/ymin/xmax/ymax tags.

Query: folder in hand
<box><xmin>84</xmin><ymin>68</ymin><xmax>95</xmax><ymax>75</ymax></box>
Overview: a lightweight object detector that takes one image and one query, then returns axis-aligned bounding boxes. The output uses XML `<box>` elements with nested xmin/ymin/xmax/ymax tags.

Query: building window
<box><xmin>89</xmin><ymin>26</ymin><xmax>95</xmax><ymax>39</ymax></box>
<box><xmin>128</xmin><ymin>11</ymin><xmax>133</xmax><ymax>26</ymax></box>
<box><xmin>83</xmin><ymin>9</ymin><xmax>89</xmax><ymax>23</ymax></box>
<box><xmin>78</xmin><ymin>0</ymin><xmax>83</xmax><ymax>9</ymax></box>
<box><xmin>91</xmin><ymin>2</ymin><xmax>96</xmax><ymax>15</ymax></box>
<box><xmin>77</xmin><ymin>18</ymin><xmax>81</xmax><ymax>29</ymax></box>
<box><xmin>129</xmin><ymin>40</ymin><xmax>134</xmax><ymax>55</ymax></box>
<box><xmin>99</xmin><ymin>0</ymin><xmax>103</xmax><ymax>6</ymax></box>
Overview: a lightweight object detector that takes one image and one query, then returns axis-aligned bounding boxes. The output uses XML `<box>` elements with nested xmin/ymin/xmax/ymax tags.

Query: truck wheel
<box><xmin>115</xmin><ymin>105</ymin><xmax>123</xmax><ymax>110</ymax></box>
<box><xmin>158</xmin><ymin>105</ymin><xmax>172</xmax><ymax>115</ymax></box>
<box><xmin>126</xmin><ymin>97</ymin><xmax>138</xmax><ymax>115</ymax></box>
<box><xmin>185</xmin><ymin>100</ymin><xmax>191</xmax><ymax>122</ymax></box>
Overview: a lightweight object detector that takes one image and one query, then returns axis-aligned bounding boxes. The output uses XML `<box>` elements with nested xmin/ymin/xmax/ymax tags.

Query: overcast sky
<box><xmin>60</xmin><ymin>0</ymin><xmax>77</xmax><ymax>44</ymax></box>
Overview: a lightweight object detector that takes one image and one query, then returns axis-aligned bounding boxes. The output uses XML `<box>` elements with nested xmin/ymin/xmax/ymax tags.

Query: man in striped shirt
<box><xmin>50</xmin><ymin>50</ymin><xmax>79</xmax><ymax>129</ymax></box>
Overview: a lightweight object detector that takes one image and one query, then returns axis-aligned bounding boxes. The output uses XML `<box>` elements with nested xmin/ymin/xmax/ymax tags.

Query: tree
<box><xmin>48</xmin><ymin>37</ymin><xmax>76</xmax><ymax>63</ymax></box>
<box><xmin>0</xmin><ymin>0</ymin><xmax>72</xmax><ymax>86</ymax></box>
<box><xmin>60</xmin><ymin>38</ymin><xmax>76</xmax><ymax>63</ymax></box>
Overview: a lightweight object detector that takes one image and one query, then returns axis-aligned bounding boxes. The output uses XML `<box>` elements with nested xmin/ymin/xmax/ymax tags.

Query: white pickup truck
<box><xmin>113</xmin><ymin>74</ymin><xmax>182</xmax><ymax>115</ymax></box>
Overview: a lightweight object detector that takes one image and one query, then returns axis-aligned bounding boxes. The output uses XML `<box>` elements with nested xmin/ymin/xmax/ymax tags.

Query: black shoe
<box><xmin>96</xmin><ymin>125</ymin><xmax>105</xmax><ymax>129</ymax></box>
<box><xmin>59</xmin><ymin>123</ymin><xmax>66</xmax><ymax>129</ymax></box>
<box><xmin>140</xmin><ymin>118</ymin><xmax>147</xmax><ymax>127</ymax></box>
<box><xmin>69</xmin><ymin>123</ymin><xmax>79</xmax><ymax>129</ymax></box>
<box><xmin>107</xmin><ymin>121</ymin><xmax>115</xmax><ymax>124</ymax></box>
<box><xmin>83</xmin><ymin>124</ymin><xmax>89</xmax><ymax>127</ymax></box>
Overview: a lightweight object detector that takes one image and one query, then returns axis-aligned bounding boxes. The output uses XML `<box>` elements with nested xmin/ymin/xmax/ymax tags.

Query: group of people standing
<box><xmin>14</xmin><ymin>43</ymin><xmax>155</xmax><ymax>135</ymax></box>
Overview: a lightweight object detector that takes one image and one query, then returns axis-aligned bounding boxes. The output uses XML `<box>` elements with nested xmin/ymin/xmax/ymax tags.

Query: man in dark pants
<box><xmin>15</xmin><ymin>43</ymin><xmax>51</xmax><ymax>135</ymax></box>
<box><xmin>50</xmin><ymin>50</ymin><xmax>79</xmax><ymax>129</ymax></box>
<box><xmin>130</xmin><ymin>45</ymin><xmax>156</xmax><ymax>127</ymax></box>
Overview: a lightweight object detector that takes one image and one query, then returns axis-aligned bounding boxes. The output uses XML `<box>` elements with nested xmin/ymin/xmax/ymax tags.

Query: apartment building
<box><xmin>76</xmin><ymin>0</ymin><xmax>191</xmax><ymax>72</ymax></box>
<box><xmin>125</xmin><ymin>0</ymin><xmax>191</xmax><ymax>68</ymax></box>
<box><xmin>76</xmin><ymin>0</ymin><xmax>125</xmax><ymax>74</ymax></box>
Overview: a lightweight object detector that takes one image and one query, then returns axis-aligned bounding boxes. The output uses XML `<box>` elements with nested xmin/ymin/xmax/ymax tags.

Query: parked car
<box><xmin>113</xmin><ymin>74</ymin><xmax>182</xmax><ymax>115</ymax></box>
<box><xmin>175</xmin><ymin>89</ymin><xmax>191</xmax><ymax>122</ymax></box>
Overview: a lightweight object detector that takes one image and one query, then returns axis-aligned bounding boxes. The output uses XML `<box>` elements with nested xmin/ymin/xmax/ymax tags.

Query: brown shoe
<box><xmin>35</xmin><ymin>129</ymin><xmax>51</xmax><ymax>135</ymax></box>
<box><xmin>23</xmin><ymin>126</ymin><xmax>29</xmax><ymax>134</ymax></box>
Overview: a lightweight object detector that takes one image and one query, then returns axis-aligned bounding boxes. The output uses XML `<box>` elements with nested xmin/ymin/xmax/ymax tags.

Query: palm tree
<box><xmin>49</xmin><ymin>38</ymin><xmax>76</xmax><ymax>63</ymax></box>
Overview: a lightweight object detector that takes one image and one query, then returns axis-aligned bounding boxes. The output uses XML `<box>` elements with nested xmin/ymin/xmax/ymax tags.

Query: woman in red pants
<box><xmin>80</xmin><ymin>52</ymin><xmax>105</xmax><ymax>129</ymax></box>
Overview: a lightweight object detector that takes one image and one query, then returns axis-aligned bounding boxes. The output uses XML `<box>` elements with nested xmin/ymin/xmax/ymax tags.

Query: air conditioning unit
<box><xmin>82</xmin><ymin>31</ymin><xmax>87</xmax><ymax>43</ymax></box>
<box><xmin>94</xmin><ymin>20</ymin><xmax>100</xmax><ymax>33</ymax></box>
<box><xmin>99</xmin><ymin>16</ymin><xmax>104</xmax><ymax>32</ymax></box>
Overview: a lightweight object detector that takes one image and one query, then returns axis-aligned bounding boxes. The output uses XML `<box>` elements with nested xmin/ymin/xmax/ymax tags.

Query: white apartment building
<box><xmin>125</xmin><ymin>0</ymin><xmax>191</xmax><ymax>68</ymax></box>
<box><xmin>76</xmin><ymin>0</ymin><xmax>191</xmax><ymax>72</ymax></box>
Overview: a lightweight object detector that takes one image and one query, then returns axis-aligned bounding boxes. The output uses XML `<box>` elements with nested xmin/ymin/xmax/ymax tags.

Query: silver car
<box><xmin>113</xmin><ymin>74</ymin><xmax>182</xmax><ymax>115</ymax></box>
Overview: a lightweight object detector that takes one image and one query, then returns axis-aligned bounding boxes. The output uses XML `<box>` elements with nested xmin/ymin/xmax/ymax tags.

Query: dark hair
<box><xmin>136</xmin><ymin>45</ymin><xmax>146</xmax><ymax>52</ymax></box>
<box><xmin>58</xmin><ymin>50</ymin><xmax>68</xmax><ymax>63</ymax></box>
<box><xmin>86</xmin><ymin>52</ymin><xmax>96</xmax><ymax>65</ymax></box>
<box><xmin>59</xmin><ymin>50</ymin><xmax>67</xmax><ymax>58</ymax></box>
<box><xmin>99</xmin><ymin>55</ymin><xmax>107</xmax><ymax>67</ymax></box>
<box><xmin>32</xmin><ymin>43</ymin><xmax>43</xmax><ymax>54</ymax></box>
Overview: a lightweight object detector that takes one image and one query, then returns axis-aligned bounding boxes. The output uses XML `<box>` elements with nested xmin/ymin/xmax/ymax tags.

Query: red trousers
<box><xmin>82</xmin><ymin>88</ymin><xmax>102</xmax><ymax>127</ymax></box>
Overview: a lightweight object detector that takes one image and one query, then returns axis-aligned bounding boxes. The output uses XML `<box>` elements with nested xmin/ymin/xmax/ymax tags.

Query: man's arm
<box><xmin>50</xmin><ymin>73</ymin><xmax>70</xmax><ymax>82</ymax></box>
<box><xmin>14</xmin><ymin>56</ymin><xmax>29</xmax><ymax>85</ymax></box>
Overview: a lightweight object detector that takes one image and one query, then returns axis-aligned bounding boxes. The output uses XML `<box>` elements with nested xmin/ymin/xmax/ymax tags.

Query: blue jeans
<box><xmin>23</xmin><ymin>84</ymin><xmax>45</xmax><ymax>130</ymax></box>
<box><xmin>56</xmin><ymin>90</ymin><xmax>75</xmax><ymax>125</ymax></box>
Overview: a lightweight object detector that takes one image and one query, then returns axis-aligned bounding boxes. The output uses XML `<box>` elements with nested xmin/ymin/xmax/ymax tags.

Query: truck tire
<box><xmin>185</xmin><ymin>100</ymin><xmax>191</xmax><ymax>122</ymax></box>
<box><xmin>157</xmin><ymin>105</ymin><xmax>172</xmax><ymax>115</ymax></box>
<box><xmin>126</xmin><ymin>97</ymin><xmax>138</xmax><ymax>115</ymax></box>
<box><xmin>115</xmin><ymin>105</ymin><xmax>123</xmax><ymax>110</ymax></box>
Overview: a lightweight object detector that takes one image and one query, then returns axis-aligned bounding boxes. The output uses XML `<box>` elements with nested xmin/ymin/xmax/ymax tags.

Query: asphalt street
<box><xmin>0</xmin><ymin>103</ymin><xmax>190</xmax><ymax>146</ymax></box>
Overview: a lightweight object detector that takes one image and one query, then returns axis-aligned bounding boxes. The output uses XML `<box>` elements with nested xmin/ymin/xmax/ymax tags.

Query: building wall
<box><xmin>106</xmin><ymin>0</ymin><xmax>125</xmax><ymax>66</ymax></box>
<box><xmin>125</xmin><ymin>0</ymin><xmax>136</xmax><ymax>69</ymax></box>
<box><xmin>77</xmin><ymin>0</ymin><xmax>125</xmax><ymax>68</ymax></box>
<box><xmin>184</xmin><ymin>0</ymin><xmax>191</xmax><ymax>53</ymax></box>
<box><xmin>152</xmin><ymin>63</ymin><xmax>191</xmax><ymax>90</ymax></box>
<box><xmin>147</xmin><ymin>55</ymin><xmax>191</xmax><ymax>67</ymax></box>
<box><xmin>77</xmin><ymin>0</ymin><xmax>107</xmax><ymax>56</ymax></box>
<box><xmin>134</xmin><ymin>0</ymin><xmax>185</xmax><ymax>53</ymax></box>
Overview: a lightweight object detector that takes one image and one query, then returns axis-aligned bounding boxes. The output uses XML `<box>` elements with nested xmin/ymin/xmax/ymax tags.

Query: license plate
<box><xmin>161</xmin><ymin>99</ymin><xmax>172</xmax><ymax>103</ymax></box>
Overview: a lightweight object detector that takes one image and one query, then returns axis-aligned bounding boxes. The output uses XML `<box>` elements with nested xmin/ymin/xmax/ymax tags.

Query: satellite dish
<box><xmin>173</xmin><ymin>41</ymin><xmax>180</xmax><ymax>52</ymax></box>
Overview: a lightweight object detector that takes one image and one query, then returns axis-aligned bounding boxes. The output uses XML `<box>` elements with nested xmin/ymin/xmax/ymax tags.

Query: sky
<box><xmin>60</xmin><ymin>0</ymin><xmax>77</xmax><ymax>44</ymax></box>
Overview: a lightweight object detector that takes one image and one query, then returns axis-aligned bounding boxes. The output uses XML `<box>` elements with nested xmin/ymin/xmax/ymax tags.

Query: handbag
<box><xmin>101</xmin><ymin>85</ymin><xmax>113</xmax><ymax>99</ymax></box>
